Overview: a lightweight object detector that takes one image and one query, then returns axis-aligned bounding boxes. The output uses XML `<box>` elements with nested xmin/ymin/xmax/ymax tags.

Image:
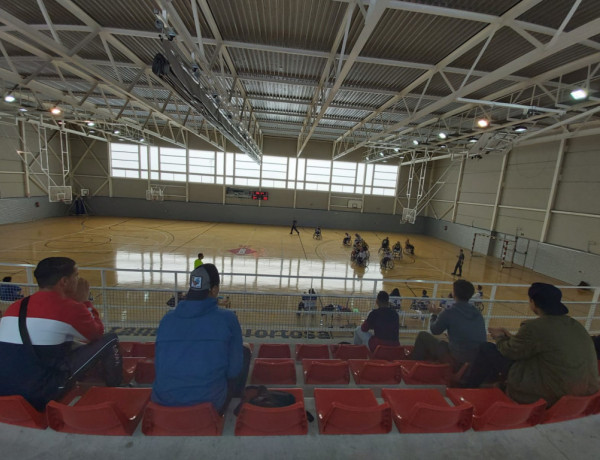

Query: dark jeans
<box><xmin>57</xmin><ymin>333</ymin><xmax>123</xmax><ymax>399</ymax></box>
<box><xmin>453</xmin><ymin>261</ymin><xmax>463</xmax><ymax>275</ymax></box>
<box><xmin>460</xmin><ymin>342</ymin><xmax>512</xmax><ymax>388</ymax></box>
<box><xmin>412</xmin><ymin>331</ymin><xmax>455</xmax><ymax>367</ymax></box>
<box><xmin>220</xmin><ymin>345</ymin><xmax>252</xmax><ymax>414</ymax></box>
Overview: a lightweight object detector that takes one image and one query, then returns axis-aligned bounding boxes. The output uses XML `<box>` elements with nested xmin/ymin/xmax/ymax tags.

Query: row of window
<box><xmin>110</xmin><ymin>143</ymin><xmax>398</xmax><ymax>196</ymax></box>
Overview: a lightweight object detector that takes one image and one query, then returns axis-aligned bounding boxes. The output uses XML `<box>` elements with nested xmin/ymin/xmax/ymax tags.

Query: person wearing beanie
<box><xmin>152</xmin><ymin>263</ymin><xmax>250</xmax><ymax>413</ymax></box>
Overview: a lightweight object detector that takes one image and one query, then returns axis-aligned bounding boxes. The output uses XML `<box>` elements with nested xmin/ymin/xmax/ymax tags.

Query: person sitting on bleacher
<box><xmin>412</xmin><ymin>280</ymin><xmax>486</xmax><ymax>370</ymax></box>
<box><xmin>353</xmin><ymin>291</ymin><xmax>400</xmax><ymax>352</ymax></box>
<box><xmin>460</xmin><ymin>283</ymin><xmax>599</xmax><ymax>406</ymax></box>
<box><xmin>152</xmin><ymin>264</ymin><xmax>251</xmax><ymax>414</ymax></box>
<box><xmin>0</xmin><ymin>257</ymin><xmax>122</xmax><ymax>411</ymax></box>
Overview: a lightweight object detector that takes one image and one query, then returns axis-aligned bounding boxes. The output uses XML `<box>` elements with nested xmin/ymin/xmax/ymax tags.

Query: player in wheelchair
<box><xmin>355</xmin><ymin>247</ymin><xmax>369</xmax><ymax>267</ymax></box>
<box><xmin>380</xmin><ymin>248</ymin><xmax>394</xmax><ymax>270</ymax></box>
<box><xmin>313</xmin><ymin>226</ymin><xmax>322</xmax><ymax>240</ymax></box>
<box><xmin>404</xmin><ymin>238</ymin><xmax>415</xmax><ymax>255</ymax></box>
<box><xmin>342</xmin><ymin>232</ymin><xmax>352</xmax><ymax>246</ymax></box>
<box><xmin>379</xmin><ymin>236</ymin><xmax>390</xmax><ymax>253</ymax></box>
<box><xmin>392</xmin><ymin>241</ymin><xmax>403</xmax><ymax>259</ymax></box>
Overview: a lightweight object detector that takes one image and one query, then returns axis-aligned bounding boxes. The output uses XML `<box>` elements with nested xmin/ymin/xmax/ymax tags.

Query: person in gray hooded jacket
<box><xmin>412</xmin><ymin>279</ymin><xmax>486</xmax><ymax>368</ymax></box>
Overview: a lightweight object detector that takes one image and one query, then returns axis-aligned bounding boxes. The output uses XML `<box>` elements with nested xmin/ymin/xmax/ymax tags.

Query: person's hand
<box><xmin>488</xmin><ymin>327</ymin><xmax>510</xmax><ymax>339</ymax></box>
<box><xmin>428</xmin><ymin>303</ymin><xmax>442</xmax><ymax>314</ymax></box>
<box><xmin>71</xmin><ymin>278</ymin><xmax>90</xmax><ymax>303</ymax></box>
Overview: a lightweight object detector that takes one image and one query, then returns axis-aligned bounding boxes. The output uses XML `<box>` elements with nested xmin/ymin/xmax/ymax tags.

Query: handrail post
<box><xmin>485</xmin><ymin>285</ymin><xmax>497</xmax><ymax>329</ymax></box>
<box><xmin>584</xmin><ymin>287</ymin><xmax>600</xmax><ymax>331</ymax></box>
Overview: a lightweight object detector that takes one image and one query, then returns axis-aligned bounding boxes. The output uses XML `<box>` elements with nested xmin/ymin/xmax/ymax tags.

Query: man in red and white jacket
<box><xmin>0</xmin><ymin>257</ymin><xmax>122</xmax><ymax>410</ymax></box>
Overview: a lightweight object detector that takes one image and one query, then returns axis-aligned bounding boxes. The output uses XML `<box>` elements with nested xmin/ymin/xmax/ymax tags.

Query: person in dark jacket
<box><xmin>412</xmin><ymin>279</ymin><xmax>486</xmax><ymax>368</ymax></box>
<box><xmin>353</xmin><ymin>291</ymin><xmax>400</xmax><ymax>352</ymax></box>
<box><xmin>0</xmin><ymin>276</ymin><xmax>23</xmax><ymax>301</ymax></box>
<box><xmin>152</xmin><ymin>264</ymin><xmax>250</xmax><ymax>413</ymax></box>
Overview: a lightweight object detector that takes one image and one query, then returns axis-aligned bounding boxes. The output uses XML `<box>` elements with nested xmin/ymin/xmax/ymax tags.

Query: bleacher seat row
<box><xmin>1</xmin><ymin>385</ymin><xmax>599</xmax><ymax>436</ymax></box>
<box><xmin>1</xmin><ymin>342</ymin><xmax>598</xmax><ymax>435</ymax></box>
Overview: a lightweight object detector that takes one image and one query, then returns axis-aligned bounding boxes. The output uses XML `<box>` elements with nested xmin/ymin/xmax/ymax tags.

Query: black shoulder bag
<box><xmin>18</xmin><ymin>296</ymin><xmax>43</xmax><ymax>364</ymax></box>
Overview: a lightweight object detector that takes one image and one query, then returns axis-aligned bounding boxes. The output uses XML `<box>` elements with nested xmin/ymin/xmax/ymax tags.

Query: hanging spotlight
<box><xmin>4</xmin><ymin>94</ymin><xmax>15</xmax><ymax>103</ymax></box>
<box><xmin>477</xmin><ymin>118</ymin><xmax>489</xmax><ymax>128</ymax></box>
<box><xmin>89</xmin><ymin>129</ymin><xmax>96</xmax><ymax>134</ymax></box>
<box><xmin>512</xmin><ymin>125</ymin><xmax>528</xmax><ymax>133</ymax></box>
<box><xmin>438</xmin><ymin>132</ymin><xmax>447</xmax><ymax>139</ymax></box>
<box><xmin>139</xmin><ymin>137</ymin><xmax>145</xmax><ymax>142</ymax></box>
<box><xmin>50</xmin><ymin>106</ymin><xmax>61</xmax><ymax>115</ymax></box>
<box><xmin>412</xmin><ymin>139</ymin><xmax>419</xmax><ymax>146</ymax></box>
<box><xmin>86</xmin><ymin>121</ymin><xmax>95</xmax><ymax>127</ymax></box>
<box><xmin>439</xmin><ymin>144</ymin><xmax>447</xmax><ymax>148</ymax></box>
<box><xmin>570</xmin><ymin>88</ymin><xmax>588</xmax><ymax>100</ymax></box>
<box><xmin>18</xmin><ymin>107</ymin><xmax>28</xmax><ymax>112</ymax></box>
<box><xmin>468</xmin><ymin>137</ymin><xmax>478</xmax><ymax>143</ymax></box>
<box><xmin>113</xmin><ymin>129</ymin><xmax>120</xmax><ymax>134</ymax></box>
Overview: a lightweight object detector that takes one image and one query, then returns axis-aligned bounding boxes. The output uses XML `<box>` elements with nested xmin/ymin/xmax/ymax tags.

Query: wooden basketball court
<box><xmin>1</xmin><ymin>216</ymin><xmax>593</xmax><ymax>334</ymax></box>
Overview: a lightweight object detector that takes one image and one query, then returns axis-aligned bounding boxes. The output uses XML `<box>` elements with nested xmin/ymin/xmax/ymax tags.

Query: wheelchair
<box><xmin>392</xmin><ymin>248</ymin><xmax>403</xmax><ymax>259</ymax></box>
<box><xmin>380</xmin><ymin>256</ymin><xmax>394</xmax><ymax>270</ymax></box>
<box><xmin>313</xmin><ymin>229</ymin><xmax>322</xmax><ymax>240</ymax></box>
<box><xmin>354</xmin><ymin>250</ymin><xmax>370</xmax><ymax>267</ymax></box>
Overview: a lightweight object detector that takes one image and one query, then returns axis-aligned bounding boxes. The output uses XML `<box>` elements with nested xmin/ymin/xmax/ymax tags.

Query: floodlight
<box><xmin>4</xmin><ymin>94</ymin><xmax>15</xmax><ymax>103</ymax></box>
<box><xmin>477</xmin><ymin>118</ymin><xmax>489</xmax><ymax>128</ymax></box>
<box><xmin>570</xmin><ymin>88</ymin><xmax>587</xmax><ymax>100</ymax></box>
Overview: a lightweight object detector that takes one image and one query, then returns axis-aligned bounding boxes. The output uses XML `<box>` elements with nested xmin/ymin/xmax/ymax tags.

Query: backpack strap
<box><xmin>18</xmin><ymin>296</ymin><xmax>43</xmax><ymax>364</ymax></box>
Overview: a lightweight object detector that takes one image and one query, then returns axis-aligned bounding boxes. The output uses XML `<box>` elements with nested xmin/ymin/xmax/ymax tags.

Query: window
<box><xmin>109</xmin><ymin>142</ymin><xmax>399</xmax><ymax>197</ymax></box>
<box><xmin>110</xmin><ymin>143</ymin><xmax>145</xmax><ymax>178</ymax></box>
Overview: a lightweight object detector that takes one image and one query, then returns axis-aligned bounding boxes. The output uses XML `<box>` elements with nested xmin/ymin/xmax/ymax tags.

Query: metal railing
<box><xmin>1</xmin><ymin>262</ymin><xmax>599</xmax><ymax>337</ymax></box>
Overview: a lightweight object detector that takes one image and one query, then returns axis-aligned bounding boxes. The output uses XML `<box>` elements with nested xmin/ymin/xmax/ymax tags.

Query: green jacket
<box><xmin>496</xmin><ymin>315</ymin><xmax>599</xmax><ymax>406</ymax></box>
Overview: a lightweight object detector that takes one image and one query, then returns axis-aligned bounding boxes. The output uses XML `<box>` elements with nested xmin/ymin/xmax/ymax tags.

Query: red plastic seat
<box><xmin>142</xmin><ymin>401</ymin><xmax>224</xmax><ymax>436</ymax></box>
<box><xmin>119</xmin><ymin>341</ymin><xmax>135</xmax><ymax>357</ymax></box>
<box><xmin>398</xmin><ymin>360</ymin><xmax>452</xmax><ymax>385</ymax></box>
<box><xmin>541</xmin><ymin>391</ymin><xmax>600</xmax><ymax>424</ymax></box>
<box><xmin>134</xmin><ymin>358</ymin><xmax>156</xmax><ymax>384</ymax></box>
<box><xmin>235</xmin><ymin>388</ymin><xmax>308</xmax><ymax>436</ymax></box>
<box><xmin>257</xmin><ymin>343</ymin><xmax>291</xmax><ymax>359</ymax></box>
<box><xmin>46</xmin><ymin>387</ymin><xmax>152</xmax><ymax>435</ymax></box>
<box><xmin>122</xmin><ymin>357</ymin><xmax>145</xmax><ymax>384</ymax></box>
<box><xmin>295</xmin><ymin>344</ymin><xmax>330</xmax><ymax>360</ymax></box>
<box><xmin>314</xmin><ymin>388</ymin><xmax>392</xmax><ymax>434</ymax></box>
<box><xmin>131</xmin><ymin>342</ymin><xmax>156</xmax><ymax>358</ymax></box>
<box><xmin>250</xmin><ymin>359</ymin><xmax>296</xmax><ymax>384</ymax></box>
<box><xmin>302</xmin><ymin>359</ymin><xmax>350</xmax><ymax>384</ymax></box>
<box><xmin>382</xmin><ymin>388</ymin><xmax>473</xmax><ymax>433</ymax></box>
<box><xmin>447</xmin><ymin>388</ymin><xmax>546</xmax><ymax>431</ymax></box>
<box><xmin>348</xmin><ymin>359</ymin><xmax>402</xmax><ymax>384</ymax></box>
<box><xmin>371</xmin><ymin>345</ymin><xmax>410</xmax><ymax>360</ymax></box>
<box><xmin>0</xmin><ymin>395</ymin><xmax>47</xmax><ymax>429</ymax></box>
<box><xmin>330</xmin><ymin>344</ymin><xmax>370</xmax><ymax>360</ymax></box>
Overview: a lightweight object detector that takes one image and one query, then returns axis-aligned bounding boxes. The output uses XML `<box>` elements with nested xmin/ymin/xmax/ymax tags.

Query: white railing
<box><xmin>1</xmin><ymin>262</ymin><xmax>599</xmax><ymax>336</ymax></box>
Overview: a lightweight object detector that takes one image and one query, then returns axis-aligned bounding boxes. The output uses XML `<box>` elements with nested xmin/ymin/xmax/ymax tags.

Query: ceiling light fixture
<box><xmin>438</xmin><ymin>132</ymin><xmax>447</xmax><ymax>139</ymax></box>
<box><xmin>113</xmin><ymin>129</ymin><xmax>120</xmax><ymax>134</ymax></box>
<box><xmin>570</xmin><ymin>88</ymin><xmax>588</xmax><ymax>100</ymax></box>
<box><xmin>477</xmin><ymin>118</ymin><xmax>489</xmax><ymax>128</ymax></box>
<box><xmin>50</xmin><ymin>106</ymin><xmax>61</xmax><ymax>115</ymax></box>
<box><xmin>86</xmin><ymin>121</ymin><xmax>95</xmax><ymax>127</ymax></box>
<box><xmin>512</xmin><ymin>125</ymin><xmax>528</xmax><ymax>133</ymax></box>
<box><xmin>468</xmin><ymin>137</ymin><xmax>478</xmax><ymax>143</ymax></box>
<box><xmin>412</xmin><ymin>139</ymin><xmax>419</xmax><ymax>146</ymax></box>
<box><xmin>4</xmin><ymin>94</ymin><xmax>15</xmax><ymax>103</ymax></box>
<box><xmin>18</xmin><ymin>107</ymin><xmax>28</xmax><ymax>112</ymax></box>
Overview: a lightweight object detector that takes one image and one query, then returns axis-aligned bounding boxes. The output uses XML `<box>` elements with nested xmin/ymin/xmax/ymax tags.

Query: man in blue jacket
<box><xmin>412</xmin><ymin>279</ymin><xmax>486</xmax><ymax>369</ymax></box>
<box><xmin>152</xmin><ymin>264</ymin><xmax>250</xmax><ymax>413</ymax></box>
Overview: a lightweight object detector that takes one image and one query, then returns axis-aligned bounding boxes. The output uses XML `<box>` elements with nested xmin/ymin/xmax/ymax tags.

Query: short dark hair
<box><xmin>377</xmin><ymin>290</ymin><xmax>389</xmax><ymax>306</ymax></box>
<box><xmin>34</xmin><ymin>257</ymin><xmax>76</xmax><ymax>288</ymax></box>
<box><xmin>197</xmin><ymin>253</ymin><xmax>204</xmax><ymax>259</ymax></box>
<box><xmin>453</xmin><ymin>279</ymin><xmax>475</xmax><ymax>301</ymax></box>
<box><xmin>2</xmin><ymin>276</ymin><xmax>11</xmax><ymax>282</ymax></box>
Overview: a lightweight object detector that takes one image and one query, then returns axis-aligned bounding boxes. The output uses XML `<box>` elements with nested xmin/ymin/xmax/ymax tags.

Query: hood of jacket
<box><xmin>173</xmin><ymin>297</ymin><xmax>218</xmax><ymax>318</ymax></box>
<box><xmin>449</xmin><ymin>300</ymin><xmax>481</xmax><ymax>319</ymax></box>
